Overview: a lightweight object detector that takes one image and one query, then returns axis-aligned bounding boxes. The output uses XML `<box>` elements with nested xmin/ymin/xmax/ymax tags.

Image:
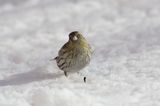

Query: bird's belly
<box><xmin>58</xmin><ymin>47</ymin><xmax>92</xmax><ymax>73</ymax></box>
<box><xmin>67</xmin><ymin>53</ymin><xmax>90</xmax><ymax>72</ymax></box>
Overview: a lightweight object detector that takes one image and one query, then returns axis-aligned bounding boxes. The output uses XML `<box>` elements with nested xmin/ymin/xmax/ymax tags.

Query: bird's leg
<box><xmin>64</xmin><ymin>71</ymin><xmax>68</xmax><ymax>77</ymax></box>
<box><xmin>83</xmin><ymin>77</ymin><xmax>86</xmax><ymax>83</ymax></box>
<box><xmin>77</xmin><ymin>72</ymin><xmax>87</xmax><ymax>83</ymax></box>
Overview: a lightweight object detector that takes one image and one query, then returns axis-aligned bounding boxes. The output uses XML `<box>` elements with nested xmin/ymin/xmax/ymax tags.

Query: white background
<box><xmin>0</xmin><ymin>0</ymin><xmax>160</xmax><ymax>106</ymax></box>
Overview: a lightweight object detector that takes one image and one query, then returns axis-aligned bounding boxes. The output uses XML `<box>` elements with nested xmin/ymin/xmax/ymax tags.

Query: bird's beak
<box><xmin>73</xmin><ymin>36</ymin><xmax>78</xmax><ymax>41</ymax></box>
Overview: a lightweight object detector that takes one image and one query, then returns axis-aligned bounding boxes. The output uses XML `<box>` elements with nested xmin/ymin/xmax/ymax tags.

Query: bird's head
<box><xmin>68</xmin><ymin>31</ymin><xmax>85</xmax><ymax>43</ymax></box>
<box><xmin>68</xmin><ymin>31</ymin><xmax>89</xmax><ymax>48</ymax></box>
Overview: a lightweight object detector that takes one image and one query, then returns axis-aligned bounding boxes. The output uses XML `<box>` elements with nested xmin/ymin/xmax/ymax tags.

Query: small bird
<box><xmin>54</xmin><ymin>31</ymin><xmax>92</xmax><ymax>82</ymax></box>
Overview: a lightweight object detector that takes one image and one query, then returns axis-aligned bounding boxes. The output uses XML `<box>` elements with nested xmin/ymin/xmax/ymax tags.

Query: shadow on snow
<box><xmin>0</xmin><ymin>68</ymin><xmax>63</xmax><ymax>86</ymax></box>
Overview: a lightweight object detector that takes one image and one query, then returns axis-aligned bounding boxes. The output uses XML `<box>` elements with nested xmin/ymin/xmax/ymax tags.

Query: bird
<box><xmin>53</xmin><ymin>31</ymin><xmax>92</xmax><ymax>82</ymax></box>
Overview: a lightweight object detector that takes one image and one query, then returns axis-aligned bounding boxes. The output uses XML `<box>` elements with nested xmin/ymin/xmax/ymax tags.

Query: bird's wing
<box><xmin>50</xmin><ymin>42</ymin><xmax>70</xmax><ymax>61</ymax></box>
<box><xmin>58</xmin><ymin>42</ymin><xmax>71</xmax><ymax>56</ymax></box>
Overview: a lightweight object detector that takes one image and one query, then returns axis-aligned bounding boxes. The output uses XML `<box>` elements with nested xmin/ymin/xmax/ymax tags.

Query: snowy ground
<box><xmin>0</xmin><ymin>0</ymin><xmax>160</xmax><ymax>106</ymax></box>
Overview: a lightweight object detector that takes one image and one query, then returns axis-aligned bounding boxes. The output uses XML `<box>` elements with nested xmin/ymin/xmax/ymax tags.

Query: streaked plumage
<box><xmin>54</xmin><ymin>31</ymin><xmax>92</xmax><ymax>82</ymax></box>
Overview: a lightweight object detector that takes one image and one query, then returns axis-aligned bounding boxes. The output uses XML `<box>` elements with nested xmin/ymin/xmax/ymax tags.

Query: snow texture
<box><xmin>0</xmin><ymin>0</ymin><xmax>160</xmax><ymax>106</ymax></box>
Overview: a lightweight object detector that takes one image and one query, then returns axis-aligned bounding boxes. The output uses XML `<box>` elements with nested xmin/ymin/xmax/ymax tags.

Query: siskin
<box><xmin>54</xmin><ymin>31</ymin><xmax>92</xmax><ymax>82</ymax></box>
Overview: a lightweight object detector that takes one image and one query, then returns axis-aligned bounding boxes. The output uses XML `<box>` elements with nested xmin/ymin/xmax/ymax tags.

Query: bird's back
<box><xmin>56</xmin><ymin>41</ymin><xmax>91</xmax><ymax>72</ymax></box>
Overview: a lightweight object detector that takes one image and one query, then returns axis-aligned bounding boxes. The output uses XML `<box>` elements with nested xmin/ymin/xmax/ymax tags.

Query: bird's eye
<box><xmin>73</xmin><ymin>36</ymin><xmax>78</xmax><ymax>41</ymax></box>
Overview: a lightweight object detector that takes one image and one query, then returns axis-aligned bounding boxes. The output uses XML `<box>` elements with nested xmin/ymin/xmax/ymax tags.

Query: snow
<box><xmin>0</xmin><ymin>0</ymin><xmax>160</xmax><ymax>106</ymax></box>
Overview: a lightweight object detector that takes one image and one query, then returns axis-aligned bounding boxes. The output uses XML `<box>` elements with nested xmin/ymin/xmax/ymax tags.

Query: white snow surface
<box><xmin>0</xmin><ymin>0</ymin><xmax>160</xmax><ymax>106</ymax></box>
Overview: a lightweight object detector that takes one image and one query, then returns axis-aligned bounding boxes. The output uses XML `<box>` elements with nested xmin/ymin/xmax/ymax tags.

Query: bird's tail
<box><xmin>50</xmin><ymin>56</ymin><xmax>58</xmax><ymax>61</ymax></box>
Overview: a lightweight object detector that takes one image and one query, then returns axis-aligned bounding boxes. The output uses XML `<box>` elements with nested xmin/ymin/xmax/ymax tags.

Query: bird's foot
<box><xmin>64</xmin><ymin>71</ymin><xmax>68</xmax><ymax>77</ymax></box>
<box><xmin>84</xmin><ymin>77</ymin><xmax>86</xmax><ymax>83</ymax></box>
